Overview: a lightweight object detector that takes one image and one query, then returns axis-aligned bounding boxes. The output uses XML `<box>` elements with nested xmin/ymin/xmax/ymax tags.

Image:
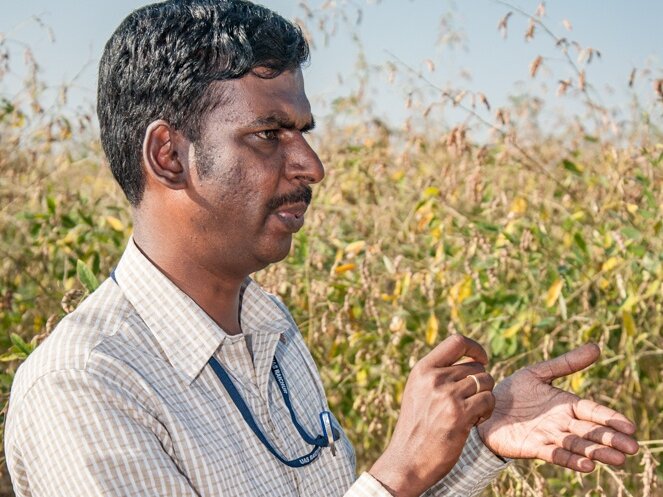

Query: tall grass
<box><xmin>1</xmin><ymin>3</ymin><xmax>662</xmax><ymax>496</ymax></box>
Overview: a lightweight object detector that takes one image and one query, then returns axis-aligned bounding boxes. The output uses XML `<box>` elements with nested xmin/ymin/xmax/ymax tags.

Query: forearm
<box><xmin>343</xmin><ymin>429</ymin><xmax>508</xmax><ymax>497</ymax></box>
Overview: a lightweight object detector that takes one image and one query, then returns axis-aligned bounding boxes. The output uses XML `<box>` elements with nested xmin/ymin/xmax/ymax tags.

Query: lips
<box><xmin>271</xmin><ymin>202</ymin><xmax>308</xmax><ymax>232</ymax></box>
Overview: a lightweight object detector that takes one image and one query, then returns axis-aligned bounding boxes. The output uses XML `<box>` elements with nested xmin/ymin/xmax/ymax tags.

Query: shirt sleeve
<box><xmin>343</xmin><ymin>428</ymin><xmax>508</xmax><ymax>497</ymax></box>
<box><xmin>421</xmin><ymin>427</ymin><xmax>508</xmax><ymax>496</ymax></box>
<box><xmin>5</xmin><ymin>369</ymin><xmax>201</xmax><ymax>497</ymax></box>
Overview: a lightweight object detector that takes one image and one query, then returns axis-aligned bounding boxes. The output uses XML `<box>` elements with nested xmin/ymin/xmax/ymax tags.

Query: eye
<box><xmin>255</xmin><ymin>129</ymin><xmax>279</xmax><ymax>141</ymax></box>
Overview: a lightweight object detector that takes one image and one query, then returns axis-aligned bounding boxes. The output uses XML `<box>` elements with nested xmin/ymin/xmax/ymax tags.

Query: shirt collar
<box><xmin>113</xmin><ymin>237</ymin><xmax>288</xmax><ymax>384</ymax></box>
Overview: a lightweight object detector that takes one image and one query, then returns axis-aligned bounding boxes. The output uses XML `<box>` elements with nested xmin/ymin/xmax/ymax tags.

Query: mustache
<box><xmin>267</xmin><ymin>186</ymin><xmax>313</xmax><ymax>211</ymax></box>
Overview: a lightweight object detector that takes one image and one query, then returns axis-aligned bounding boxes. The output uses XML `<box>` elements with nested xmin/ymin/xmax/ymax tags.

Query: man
<box><xmin>4</xmin><ymin>1</ymin><xmax>638</xmax><ymax>496</ymax></box>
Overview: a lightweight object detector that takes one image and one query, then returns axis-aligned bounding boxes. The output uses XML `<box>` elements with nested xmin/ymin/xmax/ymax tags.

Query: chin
<box><xmin>254</xmin><ymin>236</ymin><xmax>293</xmax><ymax>269</ymax></box>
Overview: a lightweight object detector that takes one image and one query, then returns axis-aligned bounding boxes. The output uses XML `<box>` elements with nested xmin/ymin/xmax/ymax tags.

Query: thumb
<box><xmin>528</xmin><ymin>343</ymin><xmax>600</xmax><ymax>382</ymax></box>
<box><xmin>420</xmin><ymin>334</ymin><xmax>489</xmax><ymax>369</ymax></box>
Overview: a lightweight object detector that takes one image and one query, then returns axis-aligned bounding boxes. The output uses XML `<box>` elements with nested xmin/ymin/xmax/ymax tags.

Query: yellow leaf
<box><xmin>451</xmin><ymin>277</ymin><xmax>473</xmax><ymax>305</ymax></box>
<box><xmin>626</xmin><ymin>203</ymin><xmax>638</xmax><ymax>214</ymax></box>
<box><xmin>344</xmin><ymin>240</ymin><xmax>366</xmax><ymax>257</ymax></box>
<box><xmin>106</xmin><ymin>216</ymin><xmax>125</xmax><ymax>232</ymax></box>
<box><xmin>395</xmin><ymin>380</ymin><xmax>405</xmax><ymax>405</ymax></box>
<box><xmin>348</xmin><ymin>332</ymin><xmax>362</xmax><ymax>347</ymax></box>
<box><xmin>416</xmin><ymin>210</ymin><xmax>434</xmax><ymax>232</ymax></box>
<box><xmin>425</xmin><ymin>313</ymin><xmax>439</xmax><ymax>346</ymax></box>
<box><xmin>644</xmin><ymin>280</ymin><xmax>661</xmax><ymax>299</ymax></box>
<box><xmin>570</xmin><ymin>210</ymin><xmax>585</xmax><ymax>221</ymax></box>
<box><xmin>450</xmin><ymin>304</ymin><xmax>459</xmax><ymax>322</ymax></box>
<box><xmin>503</xmin><ymin>321</ymin><xmax>523</xmax><ymax>338</ymax></box>
<box><xmin>504</xmin><ymin>220</ymin><xmax>518</xmax><ymax>235</ymax></box>
<box><xmin>423</xmin><ymin>186</ymin><xmax>440</xmax><ymax>198</ymax></box>
<box><xmin>64</xmin><ymin>277</ymin><xmax>75</xmax><ymax>291</ymax></box>
<box><xmin>603</xmin><ymin>232</ymin><xmax>614</xmax><ymax>249</ymax></box>
<box><xmin>495</xmin><ymin>233</ymin><xmax>509</xmax><ymax>248</ymax></box>
<box><xmin>570</xmin><ymin>372</ymin><xmax>584</xmax><ymax>393</ymax></box>
<box><xmin>545</xmin><ymin>279</ymin><xmax>563</xmax><ymax>308</ymax></box>
<box><xmin>356</xmin><ymin>369</ymin><xmax>368</xmax><ymax>387</ymax></box>
<box><xmin>335</xmin><ymin>263</ymin><xmax>356</xmax><ymax>274</ymax></box>
<box><xmin>457</xmin><ymin>278</ymin><xmax>472</xmax><ymax>303</ymax></box>
<box><xmin>401</xmin><ymin>272</ymin><xmax>411</xmax><ymax>297</ymax></box>
<box><xmin>62</xmin><ymin>229</ymin><xmax>77</xmax><ymax>245</ymax></box>
<box><xmin>620</xmin><ymin>295</ymin><xmax>639</xmax><ymax>313</ymax></box>
<box><xmin>601</xmin><ymin>257</ymin><xmax>621</xmax><ymax>272</ymax></box>
<box><xmin>622</xmin><ymin>311</ymin><xmax>636</xmax><ymax>337</ymax></box>
<box><xmin>510</xmin><ymin>197</ymin><xmax>528</xmax><ymax>215</ymax></box>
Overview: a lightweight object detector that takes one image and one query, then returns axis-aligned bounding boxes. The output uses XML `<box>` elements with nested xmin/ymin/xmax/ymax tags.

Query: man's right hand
<box><xmin>369</xmin><ymin>334</ymin><xmax>495</xmax><ymax>497</ymax></box>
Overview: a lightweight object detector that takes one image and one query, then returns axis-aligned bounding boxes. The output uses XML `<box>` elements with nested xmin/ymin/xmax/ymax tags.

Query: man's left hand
<box><xmin>477</xmin><ymin>343</ymin><xmax>639</xmax><ymax>472</ymax></box>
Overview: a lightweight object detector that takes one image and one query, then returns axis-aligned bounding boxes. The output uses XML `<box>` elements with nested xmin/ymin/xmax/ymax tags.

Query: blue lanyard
<box><xmin>110</xmin><ymin>271</ymin><xmax>339</xmax><ymax>467</ymax></box>
<box><xmin>208</xmin><ymin>355</ymin><xmax>340</xmax><ymax>468</ymax></box>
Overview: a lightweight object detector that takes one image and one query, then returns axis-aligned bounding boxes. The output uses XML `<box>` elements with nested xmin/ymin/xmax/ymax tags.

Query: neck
<box><xmin>132</xmin><ymin>226</ymin><xmax>245</xmax><ymax>336</ymax></box>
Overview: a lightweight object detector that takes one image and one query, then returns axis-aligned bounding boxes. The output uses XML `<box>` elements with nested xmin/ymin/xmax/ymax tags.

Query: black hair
<box><xmin>97</xmin><ymin>0</ymin><xmax>310</xmax><ymax>205</ymax></box>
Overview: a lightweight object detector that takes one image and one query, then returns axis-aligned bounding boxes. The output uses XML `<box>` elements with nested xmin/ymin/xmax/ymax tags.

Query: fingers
<box><xmin>465</xmin><ymin>391</ymin><xmax>495</xmax><ymax>425</ymax></box>
<box><xmin>540</xmin><ymin>445</ymin><xmax>595</xmax><ymax>473</ymax></box>
<box><xmin>528</xmin><ymin>343</ymin><xmax>600</xmax><ymax>382</ymax></box>
<box><xmin>459</xmin><ymin>372</ymin><xmax>495</xmax><ymax>399</ymax></box>
<box><xmin>560</xmin><ymin>434</ymin><xmax>627</xmax><ymax>466</ymax></box>
<box><xmin>447</xmin><ymin>362</ymin><xmax>486</xmax><ymax>380</ymax></box>
<box><xmin>568</xmin><ymin>418</ymin><xmax>639</xmax><ymax>455</ymax></box>
<box><xmin>421</xmin><ymin>334</ymin><xmax>488</xmax><ymax>369</ymax></box>
<box><xmin>573</xmin><ymin>399</ymin><xmax>637</xmax><ymax>436</ymax></box>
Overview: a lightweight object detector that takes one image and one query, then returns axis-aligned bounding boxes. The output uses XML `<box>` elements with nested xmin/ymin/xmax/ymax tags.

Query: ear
<box><xmin>142</xmin><ymin>120</ymin><xmax>190</xmax><ymax>190</ymax></box>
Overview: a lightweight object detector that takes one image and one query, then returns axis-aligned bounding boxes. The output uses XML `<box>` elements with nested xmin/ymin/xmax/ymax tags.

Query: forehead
<box><xmin>205</xmin><ymin>68</ymin><xmax>311</xmax><ymax>129</ymax></box>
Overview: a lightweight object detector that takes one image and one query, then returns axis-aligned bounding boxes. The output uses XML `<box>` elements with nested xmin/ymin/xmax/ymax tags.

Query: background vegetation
<box><xmin>1</xmin><ymin>2</ymin><xmax>661</xmax><ymax>496</ymax></box>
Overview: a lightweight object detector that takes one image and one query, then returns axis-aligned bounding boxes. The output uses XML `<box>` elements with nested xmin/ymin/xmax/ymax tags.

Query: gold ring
<box><xmin>468</xmin><ymin>374</ymin><xmax>481</xmax><ymax>395</ymax></box>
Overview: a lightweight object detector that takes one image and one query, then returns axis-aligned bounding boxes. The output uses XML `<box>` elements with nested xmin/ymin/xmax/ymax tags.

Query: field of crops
<box><xmin>1</xmin><ymin>3</ymin><xmax>662</xmax><ymax>496</ymax></box>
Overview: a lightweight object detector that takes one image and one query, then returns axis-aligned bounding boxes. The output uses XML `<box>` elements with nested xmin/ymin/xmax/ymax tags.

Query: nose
<box><xmin>284</xmin><ymin>133</ymin><xmax>325</xmax><ymax>185</ymax></box>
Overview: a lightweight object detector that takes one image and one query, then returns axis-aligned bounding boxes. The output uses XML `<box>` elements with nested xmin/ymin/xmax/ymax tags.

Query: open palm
<box><xmin>477</xmin><ymin>344</ymin><xmax>639</xmax><ymax>472</ymax></box>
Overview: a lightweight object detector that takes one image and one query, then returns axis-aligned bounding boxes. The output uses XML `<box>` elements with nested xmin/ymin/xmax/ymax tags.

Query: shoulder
<box><xmin>7</xmin><ymin>277</ymin><xmax>158</xmax><ymax>410</ymax></box>
<box><xmin>4</xmin><ymin>277</ymin><xmax>166</xmax><ymax>466</ymax></box>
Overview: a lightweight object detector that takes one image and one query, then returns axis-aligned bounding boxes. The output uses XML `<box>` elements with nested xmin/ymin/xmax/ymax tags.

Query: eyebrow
<box><xmin>247</xmin><ymin>114</ymin><xmax>316</xmax><ymax>133</ymax></box>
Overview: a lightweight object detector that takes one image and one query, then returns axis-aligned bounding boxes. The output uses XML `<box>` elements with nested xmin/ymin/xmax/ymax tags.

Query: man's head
<box><xmin>97</xmin><ymin>0</ymin><xmax>310</xmax><ymax>206</ymax></box>
<box><xmin>98</xmin><ymin>0</ymin><xmax>324</xmax><ymax>277</ymax></box>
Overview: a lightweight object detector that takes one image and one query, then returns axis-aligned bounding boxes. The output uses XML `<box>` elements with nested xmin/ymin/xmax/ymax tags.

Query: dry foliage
<box><xmin>1</xmin><ymin>2</ymin><xmax>662</xmax><ymax>497</ymax></box>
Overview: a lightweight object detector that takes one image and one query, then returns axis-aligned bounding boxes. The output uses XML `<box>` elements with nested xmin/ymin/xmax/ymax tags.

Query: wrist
<box><xmin>475</xmin><ymin>424</ymin><xmax>509</xmax><ymax>463</ymax></box>
<box><xmin>369</xmin><ymin>455</ymin><xmax>424</xmax><ymax>497</ymax></box>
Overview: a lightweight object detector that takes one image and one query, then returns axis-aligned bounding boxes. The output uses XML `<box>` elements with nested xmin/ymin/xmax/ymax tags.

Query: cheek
<box><xmin>205</xmin><ymin>164</ymin><xmax>272</xmax><ymax>229</ymax></box>
<box><xmin>194</xmin><ymin>143</ymin><xmax>279</xmax><ymax>221</ymax></box>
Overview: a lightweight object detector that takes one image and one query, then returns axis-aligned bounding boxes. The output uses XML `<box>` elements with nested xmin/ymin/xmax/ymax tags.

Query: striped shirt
<box><xmin>5</xmin><ymin>239</ymin><xmax>507</xmax><ymax>496</ymax></box>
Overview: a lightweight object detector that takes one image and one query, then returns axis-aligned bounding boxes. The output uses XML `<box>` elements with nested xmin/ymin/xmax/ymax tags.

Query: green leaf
<box><xmin>0</xmin><ymin>352</ymin><xmax>26</xmax><ymax>362</ymax></box>
<box><xmin>621</xmin><ymin>226</ymin><xmax>641</xmax><ymax>240</ymax></box>
<box><xmin>10</xmin><ymin>333</ymin><xmax>33</xmax><ymax>356</ymax></box>
<box><xmin>61</xmin><ymin>214</ymin><xmax>77</xmax><ymax>229</ymax></box>
<box><xmin>474</xmin><ymin>221</ymin><xmax>499</xmax><ymax>233</ymax></box>
<box><xmin>573</xmin><ymin>233</ymin><xmax>588</xmax><ymax>254</ymax></box>
<box><xmin>46</xmin><ymin>195</ymin><xmax>56</xmax><ymax>215</ymax></box>
<box><xmin>77</xmin><ymin>259</ymin><xmax>100</xmax><ymax>292</ymax></box>
<box><xmin>562</xmin><ymin>159</ymin><xmax>584</xmax><ymax>175</ymax></box>
<box><xmin>0</xmin><ymin>372</ymin><xmax>15</xmax><ymax>387</ymax></box>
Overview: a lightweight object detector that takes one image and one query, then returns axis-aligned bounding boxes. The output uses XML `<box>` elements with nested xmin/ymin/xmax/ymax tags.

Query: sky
<box><xmin>1</xmin><ymin>0</ymin><xmax>661</xmax><ymax>132</ymax></box>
